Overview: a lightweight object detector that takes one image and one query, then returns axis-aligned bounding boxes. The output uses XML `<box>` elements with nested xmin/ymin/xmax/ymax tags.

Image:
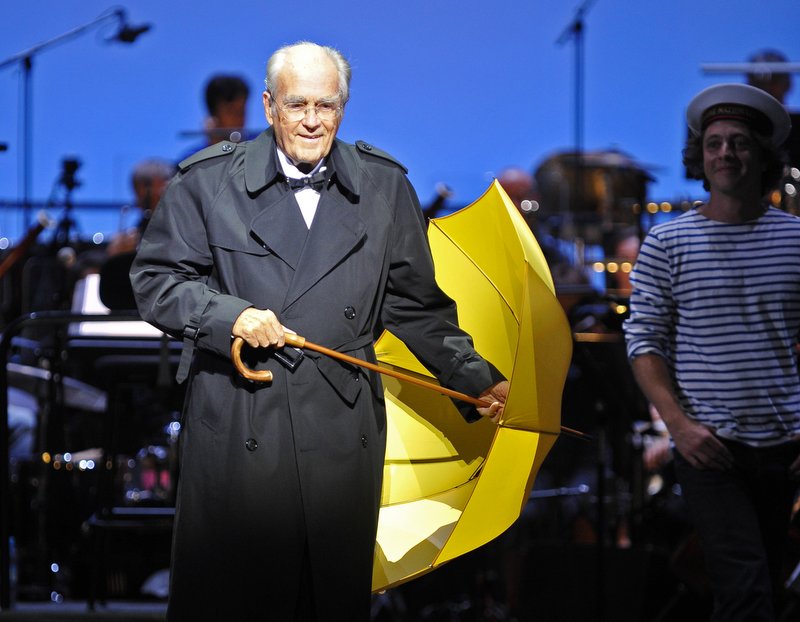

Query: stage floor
<box><xmin>0</xmin><ymin>601</ymin><xmax>166</xmax><ymax>621</ymax></box>
<box><xmin>0</xmin><ymin>543</ymin><xmax>724</xmax><ymax>622</ymax></box>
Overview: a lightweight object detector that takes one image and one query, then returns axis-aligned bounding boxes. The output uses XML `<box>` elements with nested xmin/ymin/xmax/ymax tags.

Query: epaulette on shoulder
<box><xmin>355</xmin><ymin>140</ymin><xmax>408</xmax><ymax>173</ymax></box>
<box><xmin>178</xmin><ymin>140</ymin><xmax>239</xmax><ymax>173</ymax></box>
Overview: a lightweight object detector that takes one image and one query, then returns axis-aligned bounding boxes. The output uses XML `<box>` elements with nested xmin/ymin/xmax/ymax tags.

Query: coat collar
<box><xmin>244</xmin><ymin>128</ymin><xmax>361</xmax><ymax>198</ymax></box>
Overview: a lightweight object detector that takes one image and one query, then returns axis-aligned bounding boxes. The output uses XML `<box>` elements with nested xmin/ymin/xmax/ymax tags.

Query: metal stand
<box><xmin>556</xmin><ymin>0</ymin><xmax>598</xmax><ymax>234</ymax></box>
<box><xmin>0</xmin><ymin>8</ymin><xmax>149</xmax><ymax>229</ymax></box>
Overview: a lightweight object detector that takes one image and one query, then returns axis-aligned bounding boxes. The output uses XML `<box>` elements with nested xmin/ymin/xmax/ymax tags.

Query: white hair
<box><xmin>264</xmin><ymin>41</ymin><xmax>351</xmax><ymax>109</ymax></box>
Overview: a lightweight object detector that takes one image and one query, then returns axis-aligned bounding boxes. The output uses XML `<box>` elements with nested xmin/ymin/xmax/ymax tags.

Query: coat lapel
<box><xmin>283</xmin><ymin>190</ymin><xmax>366</xmax><ymax>309</ymax></box>
<box><xmin>244</xmin><ymin>129</ymin><xmax>309</xmax><ymax>270</ymax></box>
<box><xmin>249</xmin><ymin>191</ymin><xmax>309</xmax><ymax>270</ymax></box>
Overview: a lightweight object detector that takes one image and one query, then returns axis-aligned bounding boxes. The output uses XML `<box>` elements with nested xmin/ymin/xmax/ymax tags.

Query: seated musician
<box><xmin>106</xmin><ymin>158</ymin><xmax>176</xmax><ymax>257</ymax></box>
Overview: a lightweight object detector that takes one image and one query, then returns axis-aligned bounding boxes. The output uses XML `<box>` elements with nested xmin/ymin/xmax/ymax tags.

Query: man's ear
<box><xmin>263</xmin><ymin>91</ymin><xmax>274</xmax><ymax>125</ymax></box>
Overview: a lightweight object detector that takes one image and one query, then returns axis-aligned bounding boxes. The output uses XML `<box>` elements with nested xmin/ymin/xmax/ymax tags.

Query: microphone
<box><xmin>115</xmin><ymin>22</ymin><xmax>152</xmax><ymax>43</ymax></box>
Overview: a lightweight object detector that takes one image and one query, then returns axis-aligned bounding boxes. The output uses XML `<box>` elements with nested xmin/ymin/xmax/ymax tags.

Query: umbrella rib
<box><xmin>429</xmin><ymin>222</ymin><xmax>520</xmax><ymax>323</ymax></box>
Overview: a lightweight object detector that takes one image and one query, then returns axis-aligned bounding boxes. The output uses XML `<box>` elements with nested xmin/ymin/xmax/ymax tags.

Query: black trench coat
<box><xmin>130</xmin><ymin>129</ymin><xmax>501</xmax><ymax>621</ymax></box>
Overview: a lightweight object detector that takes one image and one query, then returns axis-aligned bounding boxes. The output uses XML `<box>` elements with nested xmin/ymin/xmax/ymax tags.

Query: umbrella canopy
<box><xmin>372</xmin><ymin>179</ymin><xmax>572</xmax><ymax>591</ymax></box>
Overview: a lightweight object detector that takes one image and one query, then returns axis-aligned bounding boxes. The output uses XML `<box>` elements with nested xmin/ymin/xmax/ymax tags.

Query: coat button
<box><xmin>245</xmin><ymin>438</ymin><xmax>258</xmax><ymax>451</ymax></box>
<box><xmin>361</xmin><ymin>434</ymin><xmax>368</xmax><ymax>448</ymax></box>
<box><xmin>344</xmin><ymin>306</ymin><xmax>356</xmax><ymax>319</ymax></box>
<box><xmin>221</xmin><ymin>143</ymin><xmax>234</xmax><ymax>152</ymax></box>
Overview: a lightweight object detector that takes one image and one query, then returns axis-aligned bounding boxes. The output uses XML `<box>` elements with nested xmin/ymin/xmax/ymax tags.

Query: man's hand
<box><xmin>232</xmin><ymin>307</ymin><xmax>286</xmax><ymax>348</ymax></box>
<box><xmin>631</xmin><ymin>354</ymin><xmax>733</xmax><ymax>472</ymax></box>
<box><xmin>477</xmin><ymin>380</ymin><xmax>509</xmax><ymax>423</ymax></box>
<box><xmin>670</xmin><ymin>416</ymin><xmax>734</xmax><ymax>471</ymax></box>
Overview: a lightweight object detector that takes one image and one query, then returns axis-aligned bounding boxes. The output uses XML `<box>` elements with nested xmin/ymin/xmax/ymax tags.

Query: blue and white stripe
<box><xmin>624</xmin><ymin>207</ymin><xmax>800</xmax><ymax>446</ymax></box>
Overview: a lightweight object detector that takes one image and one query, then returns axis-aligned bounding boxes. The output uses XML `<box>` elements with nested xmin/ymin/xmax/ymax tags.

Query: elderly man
<box><xmin>131</xmin><ymin>41</ymin><xmax>507</xmax><ymax>621</ymax></box>
<box><xmin>624</xmin><ymin>83</ymin><xmax>800</xmax><ymax>621</ymax></box>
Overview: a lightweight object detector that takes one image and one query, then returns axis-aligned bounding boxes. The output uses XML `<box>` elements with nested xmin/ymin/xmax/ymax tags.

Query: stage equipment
<box><xmin>535</xmin><ymin>149</ymin><xmax>653</xmax><ymax>237</ymax></box>
<box><xmin>178</xmin><ymin>128</ymin><xmax>261</xmax><ymax>144</ymax></box>
<box><xmin>701</xmin><ymin>61</ymin><xmax>800</xmax><ymax>75</ymax></box>
<box><xmin>0</xmin><ymin>7</ymin><xmax>151</xmax><ymax>228</ymax></box>
<box><xmin>7</xmin><ymin>362</ymin><xmax>106</xmax><ymax>414</ymax></box>
<box><xmin>0</xmin><ymin>311</ymin><xmax>176</xmax><ymax>609</ymax></box>
<box><xmin>556</xmin><ymin>0</ymin><xmax>598</xmax><ymax>218</ymax></box>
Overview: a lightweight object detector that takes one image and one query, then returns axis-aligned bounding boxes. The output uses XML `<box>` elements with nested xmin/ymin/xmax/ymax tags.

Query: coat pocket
<box><xmin>208</xmin><ymin>227</ymin><xmax>271</xmax><ymax>256</ymax></box>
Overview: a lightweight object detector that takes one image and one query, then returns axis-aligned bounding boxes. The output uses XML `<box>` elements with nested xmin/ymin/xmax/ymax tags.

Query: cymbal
<box><xmin>542</xmin><ymin>149</ymin><xmax>658</xmax><ymax>176</ymax></box>
<box><xmin>7</xmin><ymin>362</ymin><xmax>107</xmax><ymax>413</ymax></box>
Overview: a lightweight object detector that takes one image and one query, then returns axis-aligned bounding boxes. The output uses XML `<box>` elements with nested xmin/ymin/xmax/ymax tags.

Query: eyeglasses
<box><xmin>277</xmin><ymin>100</ymin><xmax>342</xmax><ymax>122</ymax></box>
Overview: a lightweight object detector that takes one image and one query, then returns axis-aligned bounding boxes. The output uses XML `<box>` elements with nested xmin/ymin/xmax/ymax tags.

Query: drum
<box><xmin>534</xmin><ymin>149</ymin><xmax>653</xmax><ymax>228</ymax></box>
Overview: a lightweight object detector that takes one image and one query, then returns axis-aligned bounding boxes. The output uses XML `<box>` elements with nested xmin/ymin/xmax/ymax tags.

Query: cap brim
<box><xmin>686</xmin><ymin>82</ymin><xmax>791</xmax><ymax>146</ymax></box>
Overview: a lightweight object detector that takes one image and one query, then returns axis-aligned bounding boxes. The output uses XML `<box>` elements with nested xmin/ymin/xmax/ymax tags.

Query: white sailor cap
<box><xmin>686</xmin><ymin>82</ymin><xmax>791</xmax><ymax>146</ymax></box>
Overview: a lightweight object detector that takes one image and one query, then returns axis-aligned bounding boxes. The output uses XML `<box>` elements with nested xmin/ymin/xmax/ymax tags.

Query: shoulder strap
<box><xmin>355</xmin><ymin>140</ymin><xmax>408</xmax><ymax>173</ymax></box>
<box><xmin>178</xmin><ymin>141</ymin><xmax>239</xmax><ymax>172</ymax></box>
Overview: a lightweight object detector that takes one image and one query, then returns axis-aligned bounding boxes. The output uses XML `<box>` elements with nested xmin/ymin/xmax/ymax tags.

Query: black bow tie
<box><xmin>286</xmin><ymin>171</ymin><xmax>327</xmax><ymax>192</ymax></box>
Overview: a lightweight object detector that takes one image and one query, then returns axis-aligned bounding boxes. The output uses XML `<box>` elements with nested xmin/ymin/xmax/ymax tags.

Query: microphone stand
<box><xmin>0</xmin><ymin>8</ymin><xmax>142</xmax><ymax>229</ymax></box>
<box><xmin>52</xmin><ymin>158</ymin><xmax>81</xmax><ymax>250</ymax></box>
<box><xmin>556</xmin><ymin>0</ymin><xmax>598</xmax><ymax>240</ymax></box>
<box><xmin>557</xmin><ymin>6</ymin><xmax>602</xmax><ymax>618</ymax></box>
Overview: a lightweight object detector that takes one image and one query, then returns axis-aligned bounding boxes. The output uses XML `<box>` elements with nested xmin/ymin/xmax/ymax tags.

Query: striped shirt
<box><xmin>624</xmin><ymin>206</ymin><xmax>800</xmax><ymax>446</ymax></box>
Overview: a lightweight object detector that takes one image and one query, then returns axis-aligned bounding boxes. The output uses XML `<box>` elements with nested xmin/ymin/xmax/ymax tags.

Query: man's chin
<box><xmin>291</xmin><ymin>151</ymin><xmax>326</xmax><ymax>167</ymax></box>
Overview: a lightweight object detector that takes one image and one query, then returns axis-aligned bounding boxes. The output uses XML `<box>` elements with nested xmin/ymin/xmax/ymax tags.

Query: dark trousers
<box><xmin>674</xmin><ymin>439</ymin><xmax>799</xmax><ymax>622</ymax></box>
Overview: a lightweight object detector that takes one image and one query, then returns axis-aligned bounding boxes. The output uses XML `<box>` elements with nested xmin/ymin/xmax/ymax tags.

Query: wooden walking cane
<box><xmin>230</xmin><ymin>335</ymin><xmax>589</xmax><ymax>440</ymax></box>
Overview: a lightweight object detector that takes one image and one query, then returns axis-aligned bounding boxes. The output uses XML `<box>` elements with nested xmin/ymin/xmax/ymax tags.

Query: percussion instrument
<box><xmin>535</xmin><ymin>149</ymin><xmax>654</xmax><ymax>229</ymax></box>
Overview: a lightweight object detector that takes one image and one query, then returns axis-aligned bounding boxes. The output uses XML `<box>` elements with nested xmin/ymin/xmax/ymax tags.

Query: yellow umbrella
<box><xmin>232</xmin><ymin>180</ymin><xmax>572</xmax><ymax>591</ymax></box>
<box><xmin>371</xmin><ymin>179</ymin><xmax>572</xmax><ymax>590</ymax></box>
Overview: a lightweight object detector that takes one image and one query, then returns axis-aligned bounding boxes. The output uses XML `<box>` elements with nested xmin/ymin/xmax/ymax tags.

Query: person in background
<box><xmin>131</xmin><ymin>41</ymin><xmax>507</xmax><ymax>622</ymax></box>
<box><xmin>607</xmin><ymin>226</ymin><xmax>640</xmax><ymax>297</ymax></box>
<box><xmin>179</xmin><ymin>73</ymin><xmax>251</xmax><ymax>160</ymax></box>
<box><xmin>746</xmin><ymin>48</ymin><xmax>800</xmax><ymax>214</ymax></box>
<box><xmin>625</xmin><ymin>82</ymin><xmax>800</xmax><ymax>621</ymax></box>
<box><xmin>747</xmin><ymin>49</ymin><xmax>792</xmax><ymax>105</ymax></box>
<box><xmin>497</xmin><ymin>166</ymin><xmax>540</xmax><ymax>219</ymax></box>
<box><xmin>106</xmin><ymin>158</ymin><xmax>176</xmax><ymax>257</ymax></box>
